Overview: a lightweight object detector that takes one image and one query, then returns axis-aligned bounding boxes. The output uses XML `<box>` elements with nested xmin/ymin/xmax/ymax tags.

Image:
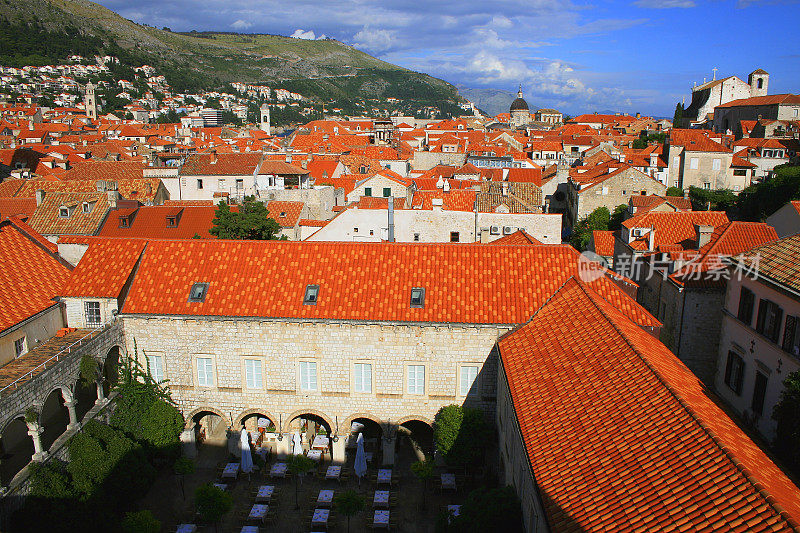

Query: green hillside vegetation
<box><xmin>0</xmin><ymin>0</ymin><xmax>463</xmax><ymax>114</ymax></box>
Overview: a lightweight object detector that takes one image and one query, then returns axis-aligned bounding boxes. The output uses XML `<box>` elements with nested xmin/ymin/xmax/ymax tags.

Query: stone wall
<box><xmin>122</xmin><ymin>316</ymin><xmax>508</xmax><ymax>436</ymax></box>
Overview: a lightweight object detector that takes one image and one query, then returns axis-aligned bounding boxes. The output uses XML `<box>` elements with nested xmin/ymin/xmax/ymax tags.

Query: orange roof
<box><xmin>265</xmin><ymin>200</ymin><xmax>305</xmax><ymax>228</ymax></box>
<box><xmin>355</xmin><ymin>197</ymin><xmax>406</xmax><ymax>210</ymax></box>
<box><xmin>59</xmin><ymin>161</ymin><xmax>145</xmax><ymax>181</ymax></box>
<box><xmin>97</xmin><ymin>206</ymin><xmax>225</xmax><ymax>239</ymax></box>
<box><xmin>669</xmin><ymin>129</ymin><xmax>730</xmax><ymax>153</ymax></box>
<box><xmin>181</xmin><ymin>153</ymin><xmax>262</xmax><ymax>176</ymax></box>
<box><xmin>592</xmin><ymin>230</ymin><xmax>615</xmax><ymax>256</ymax></box>
<box><xmin>108</xmin><ymin>241</ymin><xmax>659</xmax><ymax>327</ymax></box>
<box><xmin>736</xmin><ymin>233</ymin><xmax>800</xmax><ymax>294</ymax></box>
<box><xmin>488</xmin><ymin>230</ymin><xmax>543</xmax><ymax>245</ymax></box>
<box><xmin>630</xmin><ymin>194</ymin><xmax>692</xmax><ymax>213</ymax></box>
<box><xmin>716</xmin><ymin>93</ymin><xmax>800</xmax><ymax>108</ymax></box>
<box><xmin>410</xmin><ymin>190</ymin><xmax>476</xmax><ymax>211</ymax></box>
<box><xmin>61</xmin><ymin>240</ymin><xmax>146</xmax><ymax>298</ymax></box>
<box><xmin>506</xmin><ymin>168</ymin><xmax>542</xmax><ymax>186</ymax></box>
<box><xmin>669</xmin><ymin>222</ymin><xmax>778</xmax><ymax>287</ymax></box>
<box><xmin>499</xmin><ymin>277</ymin><xmax>800</xmax><ymax>533</ymax></box>
<box><xmin>0</xmin><ymin>198</ymin><xmax>37</xmax><ymax>221</ymax></box>
<box><xmin>623</xmin><ymin>211</ymin><xmax>729</xmax><ymax>250</ymax></box>
<box><xmin>0</xmin><ymin>218</ymin><xmax>71</xmax><ymax>333</ymax></box>
<box><xmin>27</xmin><ymin>192</ymin><xmax>111</xmax><ymax>236</ymax></box>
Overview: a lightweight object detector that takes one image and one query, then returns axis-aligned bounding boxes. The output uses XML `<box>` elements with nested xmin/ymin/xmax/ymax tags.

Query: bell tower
<box><xmin>748</xmin><ymin>69</ymin><xmax>769</xmax><ymax>97</ymax></box>
<box><xmin>84</xmin><ymin>82</ymin><xmax>98</xmax><ymax>121</ymax></box>
<box><xmin>260</xmin><ymin>104</ymin><xmax>271</xmax><ymax>135</ymax></box>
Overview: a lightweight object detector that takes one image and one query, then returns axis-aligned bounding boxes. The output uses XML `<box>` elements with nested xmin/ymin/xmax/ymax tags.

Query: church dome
<box><xmin>510</xmin><ymin>86</ymin><xmax>529</xmax><ymax>112</ymax></box>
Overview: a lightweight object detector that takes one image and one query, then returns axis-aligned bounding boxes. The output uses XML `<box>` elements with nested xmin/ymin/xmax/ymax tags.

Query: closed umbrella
<box><xmin>292</xmin><ymin>432</ymin><xmax>303</xmax><ymax>455</ymax></box>
<box><xmin>354</xmin><ymin>432</ymin><xmax>367</xmax><ymax>485</ymax></box>
<box><xmin>240</xmin><ymin>429</ymin><xmax>254</xmax><ymax>474</ymax></box>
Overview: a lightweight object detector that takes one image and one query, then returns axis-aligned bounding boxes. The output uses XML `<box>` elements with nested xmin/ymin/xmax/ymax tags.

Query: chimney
<box><xmin>695</xmin><ymin>224</ymin><xmax>714</xmax><ymax>248</ymax></box>
<box><xmin>443</xmin><ymin>179</ymin><xmax>451</xmax><ymax>192</ymax></box>
<box><xmin>286</xmin><ymin>153</ymin><xmax>292</xmax><ymax>163</ymax></box>
<box><xmin>502</xmin><ymin>182</ymin><xmax>509</xmax><ymax>196</ymax></box>
<box><xmin>648</xmin><ymin>228</ymin><xmax>656</xmax><ymax>252</ymax></box>
<box><xmin>301</xmin><ymin>159</ymin><xmax>308</xmax><ymax>170</ymax></box>
<box><xmin>387</xmin><ymin>200</ymin><xmax>395</xmax><ymax>242</ymax></box>
<box><xmin>636</xmin><ymin>113</ymin><xmax>641</xmax><ymax>119</ymax></box>
<box><xmin>107</xmin><ymin>190</ymin><xmax>119</xmax><ymax>209</ymax></box>
<box><xmin>35</xmin><ymin>189</ymin><xmax>45</xmax><ymax>206</ymax></box>
<box><xmin>209</xmin><ymin>149</ymin><xmax>217</xmax><ymax>164</ymax></box>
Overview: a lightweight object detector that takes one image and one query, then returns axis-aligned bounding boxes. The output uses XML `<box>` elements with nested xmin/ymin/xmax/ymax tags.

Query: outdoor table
<box><xmin>448</xmin><ymin>504</ymin><xmax>461</xmax><ymax>518</ymax></box>
<box><xmin>325</xmin><ymin>465</ymin><xmax>341</xmax><ymax>480</ymax></box>
<box><xmin>373</xmin><ymin>510</ymin><xmax>390</xmax><ymax>528</ymax></box>
<box><xmin>270</xmin><ymin>462</ymin><xmax>287</xmax><ymax>478</ymax></box>
<box><xmin>311</xmin><ymin>508</ymin><xmax>330</xmax><ymax>527</ymax></box>
<box><xmin>240</xmin><ymin>527</ymin><xmax>259</xmax><ymax>533</ymax></box>
<box><xmin>377</xmin><ymin>468</ymin><xmax>392</xmax><ymax>485</ymax></box>
<box><xmin>256</xmin><ymin>484</ymin><xmax>274</xmax><ymax>502</ymax></box>
<box><xmin>307</xmin><ymin>449</ymin><xmax>322</xmax><ymax>462</ymax></box>
<box><xmin>176</xmin><ymin>525</ymin><xmax>197</xmax><ymax>533</ymax></box>
<box><xmin>213</xmin><ymin>483</ymin><xmax>228</xmax><ymax>491</ymax></box>
<box><xmin>317</xmin><ymin>489</ymin><xmax>334</xmax><ymax>506</ymax></box>
<box><xmin>248</xmin><ymin>503</ymin><xmax>269</xmax><ymax>523</ymax></box>
<box><xmin>312</xmin><ymin>435</ymin><xmax>330</xmax><ymax>450</ymax></box>
<box><xmin>222</xmin><ymin>462</ymin><xmax>239</xmax><ymax>480</ymax></box>
<box><xmin>441</xmin><ymin>473</ymin><xmax>456</xmax><ymax>490</ymax></box>
<box><xmin>373</xmin><ymin>490</ymin><xmax>390</xmax><ymax>508</ymax></box>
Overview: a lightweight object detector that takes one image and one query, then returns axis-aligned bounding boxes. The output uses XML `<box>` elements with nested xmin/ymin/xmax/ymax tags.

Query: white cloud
<box><xmin>290</xmin><ymin>28</ymin><xmax>326</xmax><ymax>40</ymax></box>
<box><xmin>353</xmin><ymin>27</ymin><xmax>397</xmax><ymax>54</ymax></box>
<box><xmin>231</xmin><ymin>19</ymin><xmax>253</xmax><ymax>30</ymax></box>
<box><xmin>633</xmin><ymin>0</ymin><xmax>695</xmax><ymax>7</ymax></box>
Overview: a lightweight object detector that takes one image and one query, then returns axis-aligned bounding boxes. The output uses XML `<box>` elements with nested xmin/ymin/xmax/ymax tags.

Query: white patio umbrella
<box><xmin>354</xmin><ymin>432</ymin><xmax>368</xmax><ymax>485</ymax></box>
<box><xmin>292</xmin><ymin>431</ymin><xmax>303</xmax><ymax>455</ymax></box>
<box><xmin>240</xmin><ymin>429</ymin><xmax>254</xmax><ymax>474</ymax></box>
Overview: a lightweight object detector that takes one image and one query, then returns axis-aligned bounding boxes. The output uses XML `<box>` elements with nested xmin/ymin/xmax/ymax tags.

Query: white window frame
<box><xmin>196</xmin><ymin>356</ymin><xmax>215</xmax><ymax>387</ymax></box>
<box><xmin>459</xmin><ymin>365</ymin><xmax>479</xmax><ymax>397</ymax></box>
<box><xmin>299</xmin><ymin>360</ymin><xmax>318</xmax><ymax>392</ymax></box>
<box><xmin>407</xmin><ymin>364</ymin><xmax>426</xmax><ymax>395</ymax></box>
<box><xmin>85</xmin><ymin>301</ymin><xmax>101</xmax><ymax>327</ymax></box>
<box><xmin>712</xmin><ymin>158</ymin><xmax>721</xmax><ymax>171</ymax></box>
<box><xmin>244</xmin><ymin>358</ymin><xmax>264</xmax><ymax>390</ymax></box>
<box><xmin>690</xmin><ymin>157</ymin><xmax>699</xmax><ymax>170</ymax></box>
<box><xmin>14</xmin><ymin>336</ymin><xmax>26</xmax><ymax>358</ymax></box>
<box><xmin>146</xmin><ymin>353</ymin><xmax>164</xmax><ymax>383</ymax></box>
<box><xmin>353</xmin><ymin>362</ymin><xmax>373</xmax><ymax>394</ymax></box>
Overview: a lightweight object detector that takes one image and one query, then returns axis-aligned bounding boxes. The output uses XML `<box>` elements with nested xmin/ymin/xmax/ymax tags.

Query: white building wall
<box><xmin>0</xmin><ymin>306</ymin><xmax>65</xmax><ymax>367</ymax></box>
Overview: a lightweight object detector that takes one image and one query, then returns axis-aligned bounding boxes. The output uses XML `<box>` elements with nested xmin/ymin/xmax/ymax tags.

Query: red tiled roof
<box><xmin>716</xmin><ymin>93</ymin><xmax>800</xmax><ymax>109</ymax></box>
<box><xmin>488</xmin><ymin>230</ymin><xmax>543</xmax><ymax>246</ymax></box>
<box><xmin>61</xmin><ymin>239</ymin><xmax>146</xmax><ymax>298</ymax></box>
<box><xmin>630</xmin><ymin>194</ymin><xmax>692</xmax><ymax>214</ymax></box>
<box><xmin>669</xmin><ymin>129</ymin><xmax>730</xmax><ymax>153</ymax></box>
<box><xmin>299</xmin><ymin>219</ymin><xmax>329</xmax><ymax>227</ymax></box>
<box><xmin>592</xmin><ymin>230</ymin><xmax>615</xmax><ymax>256</ymax></box>
<box><xmin>0</xmin><ymin>218</ymin><xmax>71</xmax><ymax>333</ymax></box>
<box><xmin>623</xmin><ymin>211</ymin><xmax>729</xmax><ymax>250</ymax></box>
<box><xmin>355</xmin><ymin>197</ymin><xmax>406</xmax><ymax>210</ymax></box>
<box><xmin>0</xmin><ymin>198</ymin><xmax>37</xmax><ymax>221</ymax></box>
<box><xmin>735</xmin><ymin>233</ymin><xmax>800</xmax><ymax>293</ymax></box>
<box><xmin>669</xmin><ymin>222</ymin><xmax>778</xmax><ymax>287</ymax></box>
<box><xmin>499</xmin><ymin>277</ymin><xmax>800</xmax><ymax>533</ymax></box>
<box><xmin>114</xmin><ymin>241</ymin><xmax>658</xmax><ymax>327</ymax></box>
<box><xmin>505</xmin><ymin>168</ymin><xmax>542</xmax><ymax>187</ymax></box>
<box><xmin>180</xmin><ymin>153</ymin><xmax>262</xmax><ymax>176</ymax></box>
<box><xmin>97</xmin><ymin>206</ymin><xmax>224</xmax><ymax>239</ymax></box>
<box><xmin>265</xmin><ymin>200</ymin><xmax>305</xmax><ymax>228</ymax></box>
<box><xmin>410</xmin><ymin>190</ymin><xmax>476</xmax><ymax>211</ymax></box>
<box><xmin>59</xmin><ymin>161</ymin><xmax>145</xmax><ymax>181</ymax></box>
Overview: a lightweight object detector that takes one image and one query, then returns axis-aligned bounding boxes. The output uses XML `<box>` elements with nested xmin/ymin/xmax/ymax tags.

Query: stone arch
<box><xmin>284</xmin><ymin>409</ymin><xmax>334</xmax><ymax>434</ymax></box>
<box><xmin>100</xmin><ymin>345</ymin><xmax>122</xmax><ymax>396</ymax></box>
<box><xmin>394</xmin><ymin>415</ymin><xmax>434</xmax><ymax>427</ymax></box>
<box><xmin>39</xmin><ymin>384</ymin><xmax>73</xmax><ymax>407</ymax></box>
<box><xmin>0</xmin><ymin>411</ymin><xmax>28</xmax><ymax>436</ymax></box>
<box><xmin>40</xmin><ymin>387</ymin><xmax>70</xmax><ymax>451</ymax></box>
<box><xmin>0</xmin><ymin>414</ymin><xmax>33</xmax><ymax>485</ymax></box>
<box><xmin>234</xmin><ymin>408</ymin><xmax>279</xmax><ymax>429</ymax></box>
<box><xmin>184</xmin><ymin>406</ymin><xmax>228</xmax><ymax>429</ymax></box>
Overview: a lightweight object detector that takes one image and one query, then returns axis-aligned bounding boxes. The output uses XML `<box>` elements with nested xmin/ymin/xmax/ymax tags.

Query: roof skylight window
<box><xmin>304</xmin><ymin>284</ymin><xmax>319</xmax><ymax>305</ymax></box>
<box><xmin>410</xmin><ymin>287</ymin><xmax>425</xmax><ymax>308</ymax></box>
<box><xmin>188</xmin><ymin>282</ymin><xmax>209</xmax><ymax>303</ymax></box>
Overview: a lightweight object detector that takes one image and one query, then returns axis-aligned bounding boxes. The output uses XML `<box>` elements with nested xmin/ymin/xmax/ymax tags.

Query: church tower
<box><xmin>509</xmin><ymin>85</ymin><xmax>530</xmax><ymax>129</ymax></box>
<box><xmin>84</xmin><ymin>82</ymin><xmax>98</xmax><ymax>121</ymax></box>
<box><xmin>748</xmin><ymin>69</ymin><xmax>769</xmax><ymax>98</ymax></box>
<box><xmin>260</xmin><ymin>104</ymin><xmax>271</xmax><ymax>135</ymax></box>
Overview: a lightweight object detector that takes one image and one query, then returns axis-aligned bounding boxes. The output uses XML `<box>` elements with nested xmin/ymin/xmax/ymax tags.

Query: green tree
<box><xmin>287</xmin><ymin>454</ymin><xmax>316</xmax><ymax>509</ymax></box>
<box><xmin>411</xmin><ymin>457</ymin><xmax>435</xmax><ymax>509</ymax></box>
<box><xmin>736</xmin><ymin>164</ymin><xmax>800</xmax><ymax>221</ymax></box>
<box><xmin>439</xmin><ymin>486</ymin><xmax>523</xmax><ymax>532</ymax></box>
<box><xmin>333</xmin><ymin>489</ymin><xmax>365</xmax><ymax>533</ymax></box>
<box><xmin>173</xmin><ymin>456</ymin><xmax>196</xmax><ymax>500</ymax></box>
<box><xmin>121</xmin><ymin>510</ymin><xmax>161</xmax><ymax>533</ymax></box>
<box><xmin>195</xmin><ymin>483</ymin><xmax>233</xmax><ymax>530</ymax></box>
<box><xmin>688</xmin><ymin>186</ymin><xmax>737</xmax><ymax>212</ymax></box>
<box><xmin>209</xmin><ymin>197</ymin><xmax>284</xmax><ymax>240</ymax></box>
<box><xmin>673</xmin><ymin>102</ymin><xmax>684</xmax><ymax>128</ymax></box>
<box><xmin>772</xmin><ymin>370</ymin><xmax>800</xmax><ymax>476</ymax></box>
<box><xmin>433</xmin><ymin>405</ymin><xmax>490</xmax><ymax>469</ymax></box>
<box><xmin>666</xmin><ymin>186</ymin><xmax>683</xmax><ymax>197</ymax></box>
<box><xmin>609</xmin><ymin>204</ymin><xmax>628</xmax><ymax>231</ymax></box>
<box><xmin>570</xmin><ymin>206</ymin><xmax>611</xmax><ymax>251</ymax></box>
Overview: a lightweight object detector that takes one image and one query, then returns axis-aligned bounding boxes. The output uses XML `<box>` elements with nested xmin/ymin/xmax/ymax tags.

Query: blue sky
<box><xmin>98</xmin><ymin>0</ymin><xmax>800</xmax><ymax>116</ymax></box>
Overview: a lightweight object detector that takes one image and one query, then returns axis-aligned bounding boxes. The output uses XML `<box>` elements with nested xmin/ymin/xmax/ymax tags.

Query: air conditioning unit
<box><xmin>503</xmin><ymin>226</ymin><xmax>515</xmax><ymax>235</ymax></box>
<box><xmin>490</xmin><ymin>226</ymin><xmax>500</xmax><ymax>235</ymax></box>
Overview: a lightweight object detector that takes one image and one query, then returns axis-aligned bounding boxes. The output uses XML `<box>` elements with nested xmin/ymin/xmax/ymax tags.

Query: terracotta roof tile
<box><xmin>499</xmin><ymin>278</ymin><xmax>800</xmax><ymax>533</ymax></box>
<box><xmin>734</xmin><ymin>233</ymin><xmax>800</xmax><ymax>293</ymax></box>
<box><xmin>27</xmin><ymin>192</ymin><xmax>111</xmax><ymax>236</ymax></box>
<box><xmin>265</xmin><ymin>200</ymin><xmax>305</xmax><ymax>228</ymax></box>
<box><xmin>488</xmin><ymin>230</ymin><xmax>544</xmax><ymax>245</ymax></box>
<box><xmin>180</xmin><ymin>153</ymin><xmax>262</xmax><ymax>176</ymax></box>
<box><xmin>623</xmin><ymin>211</ymin><xmax>729</xmax><ymax>250</ymax></box>
<box><xmin>61</xmin><ymin>239</ymin><xmax>146</xmax><ymax>298</ymax></box>
<box><xmin>0</xmin><ymin>218</ymin><xmax>71</xmax><ymax>333</ymax></box>
<box><xmin>592</xmin><ymin>230</ymin><xmax>615</xmax><ymax>256</ymax></box>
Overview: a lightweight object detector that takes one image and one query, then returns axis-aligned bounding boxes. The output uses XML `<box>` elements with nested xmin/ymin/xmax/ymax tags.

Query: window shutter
<box><xmin>784</xmin><ymin>316</ymin><xmax>797</xmax><ymax>351</ymax></box>
<box><xmin>755</xmin><ymin>299</ymin><xmax>768</xmax><ymax>334</ymax></box>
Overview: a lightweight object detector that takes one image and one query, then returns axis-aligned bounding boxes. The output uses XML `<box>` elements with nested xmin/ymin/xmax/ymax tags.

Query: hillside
<box><xmin>0</xmin><ymin>0</ymin><xmax>464</xmax><ymax>115</ymax></box>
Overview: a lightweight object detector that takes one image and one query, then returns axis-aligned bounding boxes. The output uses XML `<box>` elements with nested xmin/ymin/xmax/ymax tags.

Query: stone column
<box><xmin>95</xmin><ymin>380</ymin><xmax>106</xmax><ymax>405</ymax></box>
<box><xmin>275</xmin><ymin>434</ymin><xmax>290</xmax><ymax>459</ymax></box>
<box><xmin>180</xmin><ymin>428</ymin><xmax>197</xmax><ymax>459</ymax></box>
<box><xmin>382</xmin><ymin>436</ymin><xmax>396</xmax><ymax>466</ymax></box>
<box><xmin>331</xmin><ymin>436</ymin><xmax>346</xmax><ymax>465</ymax></box>
<box><xmin>25</xmin><ymin>423</ymin><xmax>47</xmax><ymax>462</ymax></box>
<box><xmin>65</xmin><ymin>400</ymin><xmax>79</xmax><ymax>431</ymax></box>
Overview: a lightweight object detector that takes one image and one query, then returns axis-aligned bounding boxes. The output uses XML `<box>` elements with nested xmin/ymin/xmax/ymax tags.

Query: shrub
<box><xmin>772</xmin><ymin>370</ymin><xmax>800</xmax><ymax>476</ymax></box>
<box><xmin>121</xmin><ymin>510</ymin><xmax>161</xmax><ymax>533</ymax></box>
<box><xmin>440</xmin><ymin>486</ymin><xmax>523</xmax><ymax>532</ymax></box>
<box><xmin>195</xmin><ymin>483</ymin><xmax>233</xmax><ymax>525</ymax></box>
<box><xmin>433</xmin><ymin>405</ymin><xmax>490</xmax><ymax>468</ymax></box>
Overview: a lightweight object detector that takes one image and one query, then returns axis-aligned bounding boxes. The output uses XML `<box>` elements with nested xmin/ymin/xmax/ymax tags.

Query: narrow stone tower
<box><xmin>84</xmin><ymin>82</ymin><xmax>98</xmax><ymax>121</ymax></box>
<box><xmin>260</xmin><ymin>104</ymin><xmax>271</xmax><ymax>135</ymax></box>
<box><xmin>748</xmin><ymin>69</ymin><xmax>769</xmax><ymax>98</ymax></box>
